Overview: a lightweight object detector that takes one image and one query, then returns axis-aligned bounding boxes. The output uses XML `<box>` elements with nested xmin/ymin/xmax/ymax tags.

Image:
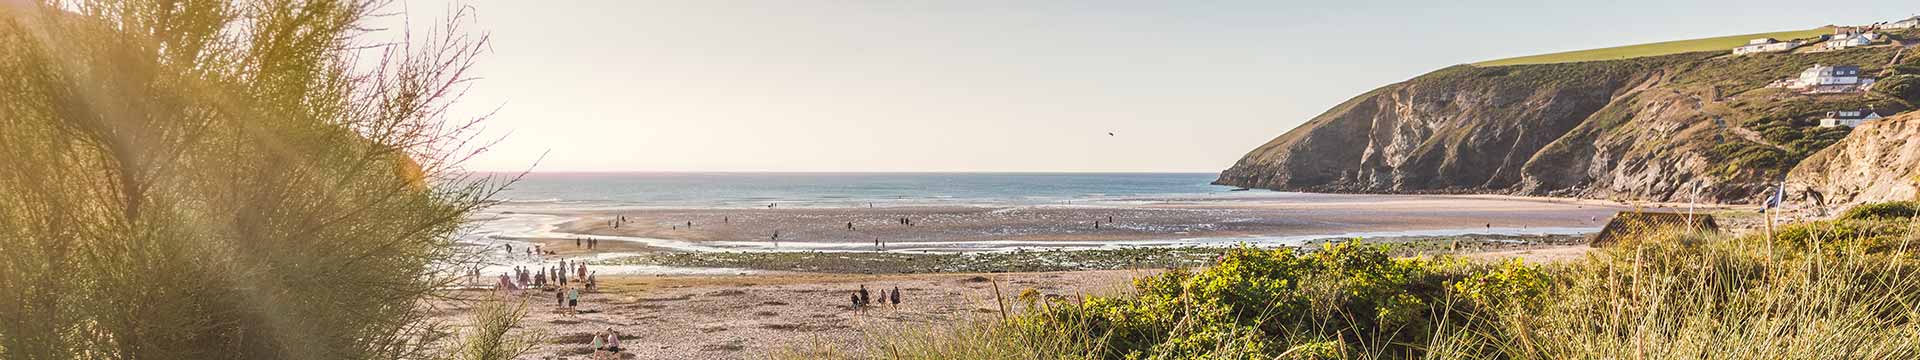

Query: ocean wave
<box><xmin>502</xmin><ymin>198</ymin><xmax>566</xmax><ymax>203</ymax></box>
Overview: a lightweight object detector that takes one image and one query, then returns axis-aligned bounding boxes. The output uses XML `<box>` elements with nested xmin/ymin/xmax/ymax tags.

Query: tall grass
<box><xmin>789</xmin><ymin>213</ymin><xmax>1920</xmax><ymax>359</ymax></box>
<box><xmin>1442</xmin><ymin>226</ymin><xmax>1920</xmax><ymax>359</ymax></box>
<box><xmin>0</xmin><ymin>1</ymin><xmax>524</xmax><ymax>359</ymax></box>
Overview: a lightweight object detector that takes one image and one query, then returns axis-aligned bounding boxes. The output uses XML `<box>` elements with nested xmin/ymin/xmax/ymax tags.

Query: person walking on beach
<box><xmin>567</xmin><ymin>286</ymin><xmax>582</xmax><ymax>315</ymax></box>
<box><xmin>576</xmin><ymin>237</ymin><xmax>581</xmax><ymax>247</ymax></box>
<box><xmin>606</xmin><ymin>331</ymin><xmax>622</xmax><ymax>356</ymax></box>
<box><xmin>890</xmin><ymin>286</ymin><xmax>901</xmax><ymax>309</ymax></box>
<box><xmin>586</xmin><ymin>271</ymin><xmax>597</xmax><ymax>292</ymax></box>
<box><xmin>556</xmin><ymin>286</ymin><xmax>566</xmax><ymax>307</ymax></box>
<box><xmin>847</xmin><ymin>222</ymin><xmax>855</xmax><ymax>230</ymax></box>
<box><xmin>604</xmin><ymin>329</ymin><xmax>624</xmax><ymax>357</ymax></box>
<box><xmin>589</xmin><ymin>332</ymin><xmax>606</xmax><ymax>359</ymax></box>
<box><xmin>858</xmin><ymin>285</ymin><xmax>871</xmax><ymax>314</ymax></box>
<box><xmin>850</xmin><ymin>292</ymin><xmax>861</xmax><ymax>314</ymax></box>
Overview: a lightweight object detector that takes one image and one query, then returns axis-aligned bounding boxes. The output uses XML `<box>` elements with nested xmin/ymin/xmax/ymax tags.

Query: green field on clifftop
<box><xmin>1475</xmin><ymin>27</ymin><xmax>1834</xmax><ymax>66</ymax></box>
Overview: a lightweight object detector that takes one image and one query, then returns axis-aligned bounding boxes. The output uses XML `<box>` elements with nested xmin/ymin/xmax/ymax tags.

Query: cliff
<box><xmin>1786</xmin><ymin>113</ymin><xmax>1920</xmax><ymax>209</ymax></box>
<box><xmin>1218</xmin><ymin>42</ymin><xmax>1918</xmax><ymax>204</ymax></box>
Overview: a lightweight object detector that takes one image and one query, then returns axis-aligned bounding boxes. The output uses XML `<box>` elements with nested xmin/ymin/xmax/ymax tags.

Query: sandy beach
<box><xmin>539</xmin><ymin>193</ymin><xmax>1633</xmax><ymax>249</ymax></box>
<box><xmin>443</xmin><ymin>193</ymin><xmax>1648</xmax><ymax>359</ymax></box>
<box><xmin>434</xmin><ymin>270</ymin><xmax>1153</xmax><ymax>360</ymax></box>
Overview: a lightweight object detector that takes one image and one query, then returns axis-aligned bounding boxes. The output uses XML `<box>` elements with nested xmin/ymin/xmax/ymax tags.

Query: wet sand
<box><xmin>542</xmin><ymin>194</ymin><xmax>1632</xmax><ymax>247</ymax></box>
<box><xmin>433</xmin><ymin>270</ymin><xmax>1152</xmax><ymax>360</ymax></box>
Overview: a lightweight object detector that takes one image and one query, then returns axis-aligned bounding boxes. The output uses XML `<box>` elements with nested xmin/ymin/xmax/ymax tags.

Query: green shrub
<box><xmin>1841</xmin><ymin>201</ymin><xmax>1920</xmax><ymax>221</ymax></box>
<box><xmin>1008</xmin><ymin>241</ymin><xmax>1480</xmax><ymax>359</ymax></box>
<box><xmin>1877</xmin><ymin>74</ymin><xmax>1920</xmax><ymax>104</ymax></box>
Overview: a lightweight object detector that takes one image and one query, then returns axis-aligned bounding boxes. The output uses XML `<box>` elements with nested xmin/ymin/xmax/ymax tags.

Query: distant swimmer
<box><xmin>768</xmin><ymin>203</ymin><xmax>776</xmax><ymax>209</ymax></box>
<box><xmin>1107</xmin><ymin>132</ymin><xmax>1115</xmax><ymax>136</ymax></box>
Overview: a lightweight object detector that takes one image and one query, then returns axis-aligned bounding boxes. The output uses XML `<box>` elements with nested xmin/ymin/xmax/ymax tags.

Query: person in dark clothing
<box><xmin>890</xmin><ymin>286</ymin><xmax>901</xmax><ymax>309</ymax></box>
<box><xmin>858</xmin><ymin>285</ymin><xmax>871</xmax><ymax>312</ymax></box>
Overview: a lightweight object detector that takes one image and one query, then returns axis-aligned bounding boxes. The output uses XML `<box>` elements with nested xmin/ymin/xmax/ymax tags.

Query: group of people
<box><xmin>850</xmin><ymin>285</ymin><xmax>902</xmax><ymax>314</ymax></box>
<box><xmin>576</xmin><ymin>237</ymin><xmax>601</xmax><ymax>249</ymax></box>
<box><xmin>588</xmin><ymin>328</ymin><xmax>624</xmax><ymax>359</ymax></box>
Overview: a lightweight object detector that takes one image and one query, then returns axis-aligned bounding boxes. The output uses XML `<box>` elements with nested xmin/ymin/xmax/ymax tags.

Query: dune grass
<box><xmin>1475</xmin><ymin>27</ymin><xmax>1834</xmax><ymax>67</ymax></box>
<box><xmin>783</xmin><ymin>204</ymin><xmax>1920</xmax><ymax>359</ymax></box>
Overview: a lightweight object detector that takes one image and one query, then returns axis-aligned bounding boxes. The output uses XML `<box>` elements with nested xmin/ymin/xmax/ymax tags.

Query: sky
<box><xmin>377</xmin><ymin>1</ymin><xmax>1917</xmax><ymax>172</ymax></box>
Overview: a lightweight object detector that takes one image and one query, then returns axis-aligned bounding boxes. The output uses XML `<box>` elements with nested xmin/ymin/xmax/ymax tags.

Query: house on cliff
<box><xmin>1734</xmin><ymin>38</ymin><xmax>1803</xmax><ymax>55</ymax></box>
<box><xmin>1822</xmin><ymin>31</ymin><xmax>1878</xmax><ymax>50</ymax></box>
<box><xmin>1788</xmin><ymin>64</ymin><xmax>1875</xmax><ymax>93</ymax></box>
<box><xmin>1819</xmin><ymin>110</ymin><xmax>1885</xmax><ymax>128</ymax></box>
<box><xmin>1886</xmin><ymin>15</ymin><xmax>1920</xmax><ymax>29</ymax></box>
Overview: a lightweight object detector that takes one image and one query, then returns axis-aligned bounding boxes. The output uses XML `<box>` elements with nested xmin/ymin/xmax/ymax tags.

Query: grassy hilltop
<box><xmin>1476</xmin><ymin>27</ymin><xmax>1835</xmax><ymax>66</ymax></box>
<box><xmin>1217</xmin><ymin>26</ymin><xmax>1920</xmax><ymax>205</ymax></box>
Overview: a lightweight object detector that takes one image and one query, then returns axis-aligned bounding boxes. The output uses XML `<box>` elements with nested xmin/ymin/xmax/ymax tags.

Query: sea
<box><xmin>488</xmin><ymin>172</ymin><xmax>1241</xmax><ymax>209</ymax></box>
<box><xmin>455</xmin><ymin>172</ymin><xmax>1608</xmax><ymax>276</ymax></box>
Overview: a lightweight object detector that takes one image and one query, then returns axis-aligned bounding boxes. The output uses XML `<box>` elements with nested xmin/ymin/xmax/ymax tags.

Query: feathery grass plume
<box><xmin>0</xmin><ymin>0</ymin><xmax>516</xmax><ymax>358</ymax></box>
<box><xmin>451</xmin><ymin>299</ymin><xmax>543</xmax><ymax>360</ymax></box>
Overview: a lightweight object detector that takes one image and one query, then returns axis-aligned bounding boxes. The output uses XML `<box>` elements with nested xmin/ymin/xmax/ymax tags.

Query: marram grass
<box><xmin>785</xmin><ymin>211</ymin><xmax>1920</xmax><ymax>359</ymax></box>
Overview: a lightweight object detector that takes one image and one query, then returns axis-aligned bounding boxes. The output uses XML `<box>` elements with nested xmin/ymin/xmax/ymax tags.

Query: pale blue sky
<box><xmin>387</xmin><ymin>1</ymin><xmax>1916</xmax><ymax>172</ymax></box>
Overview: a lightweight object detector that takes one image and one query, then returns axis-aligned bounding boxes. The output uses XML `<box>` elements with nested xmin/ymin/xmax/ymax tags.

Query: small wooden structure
<box><xmin>1589</xmin><ymin>211</ymin><xmax>1720</xmax><ymax>247</ymax></box>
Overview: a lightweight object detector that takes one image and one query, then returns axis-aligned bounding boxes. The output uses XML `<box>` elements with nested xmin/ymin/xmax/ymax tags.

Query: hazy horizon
<box><xmin>381</xmin><ymin>1</ymin><xmax>1917</xmax><ymax>173</ymax></box>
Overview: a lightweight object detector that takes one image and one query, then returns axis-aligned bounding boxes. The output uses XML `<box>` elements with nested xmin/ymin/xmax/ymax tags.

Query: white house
<box><xmin>1887</xmin><ymin>15</ymin><xmax>1920</xmax><ymax>29</ymax></box>
<box><xmin>1796</xmin><ymin>64</ymin><xmax>1862</xmax><ymax>87</ymax></box>
<box><xmin>1823</xmin><ymin>32</ymin><xmax>1877</xmax><ymax>50</ymax></box>
<box><xmin>1818</xmin><ymin>110</ymin><xmax>1884</xmax><ymax>128</ymax></box>
<box><xmin>1734</xmin><ymin>38</ymin><xmax>1800</xmax><ymax>55</ymax></box>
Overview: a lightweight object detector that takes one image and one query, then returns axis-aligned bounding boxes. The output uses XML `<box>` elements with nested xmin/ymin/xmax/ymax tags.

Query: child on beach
<box><xmin>590</xmin><ymin>333</ymin><xmax>606</xmax><ymax>359</ymax></box>
<box><xmin>556</xmin><ymin>286</ymin><xmax>566</xmax><ymax>308</ymax></box>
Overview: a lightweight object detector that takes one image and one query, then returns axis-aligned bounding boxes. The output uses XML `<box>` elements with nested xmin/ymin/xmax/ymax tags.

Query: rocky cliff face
<box><xmin>1786</xmin><ymin>113</ymin><xmax>1920</xmax><ymax>209</ymax></box>
<box><xmin>1219</xmin><ymin>48</ymin><xmax>1916</xmax><ymax>204</ymax></box>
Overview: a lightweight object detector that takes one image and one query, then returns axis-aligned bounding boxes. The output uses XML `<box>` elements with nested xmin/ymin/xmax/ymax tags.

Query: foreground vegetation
<box><xmin>786</xmin><ymin>203</ymin><xmax>1920</xmax><ymax>359</ymax></box>
<box><xmin>0</xmin><ymin>1</ymin><xmax>529</xmax><ymax>359</ymax></box>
